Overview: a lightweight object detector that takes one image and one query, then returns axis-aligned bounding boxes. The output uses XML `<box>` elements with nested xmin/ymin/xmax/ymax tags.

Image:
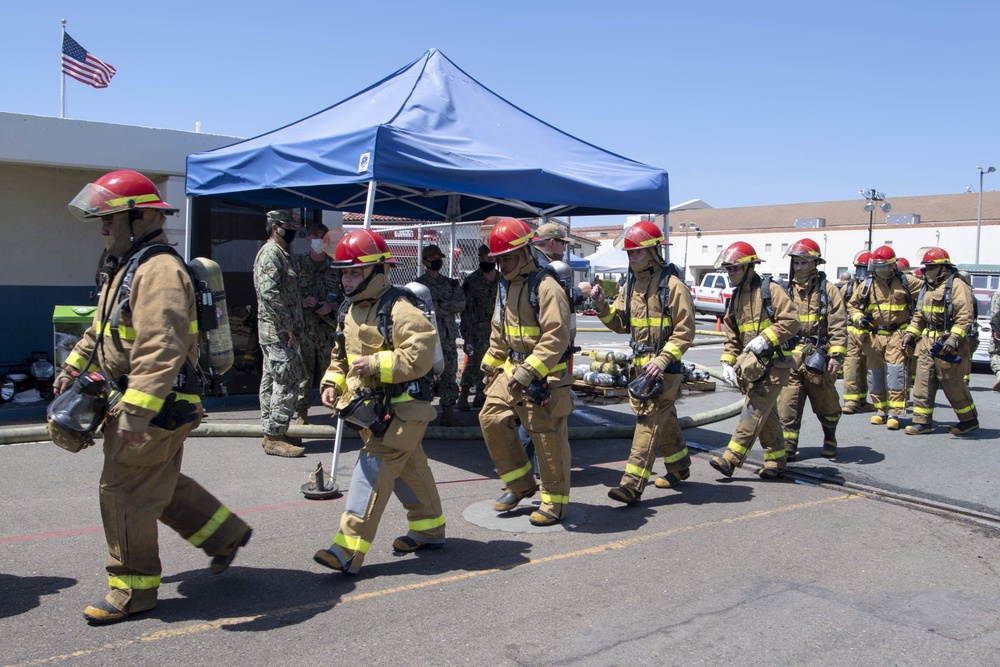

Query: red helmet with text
<box><xmin>487</xmin><ymin>218</ymin><xmax>535</xmax><ymax>257</ymax></box>
<box><xmin>68</xmin><ymin>169</ymin><xmax>178</xmax><ymax>221</ymax></box>
<box><xmin>785</xmin><ymin>238</ymin><xmax>824</xmax><ymax>263</ymax></box>
<box><xmin>921</xmin><ymin>247</ymin><xmax>953</xmax><ymax>266</ymax></box>
<box><xmin>330</xmin><ymin>229</ymin><xmax>397</xmax><ymax>267</ymax></box>
<box><xmin>715</xmin><ymin>241</ymin><xmax>763</xmax><ymax>269</ymax></box>
<box><xmin>868</xmin><ymin>245</ymin><xmax>897</xmax><ymax>269</ymax></box>
<box><xmin>614</xmin><ymin>220</ymin><xmax>671</xmax><ymax>250</ymax></box>
<box><xmin>853</xmin><ymin>250</ymin><xmax>873</xmax><ymax>267</ymax></box>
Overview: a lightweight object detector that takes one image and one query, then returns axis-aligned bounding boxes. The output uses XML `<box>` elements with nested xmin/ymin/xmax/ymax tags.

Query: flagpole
<box><xmin>60</xmin><ymin>19</ymin><xmax>66</xmax><ymax>119</ymax></box>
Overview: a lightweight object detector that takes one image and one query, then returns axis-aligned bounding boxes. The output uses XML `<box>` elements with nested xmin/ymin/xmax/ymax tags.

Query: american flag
<box><xmin>61</xmin><ymin>33</ymin><xmax>116</xmax><ymax>89</ymax></box>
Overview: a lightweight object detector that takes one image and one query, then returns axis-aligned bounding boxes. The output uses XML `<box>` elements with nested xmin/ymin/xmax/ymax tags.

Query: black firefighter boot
<box><xmin>438</xmin><ymin>404</ymin><xmax>461</xmax><ymax>427</ymax></box>
<box><xmin>457</xmin><ymin>386</ymin><xmax>471</xmax><ymax>412</ymax></box>
<box><xmin>820</xmin><ymin>416</ymin><xmax>838</xmax><ymax>458</ymax></box>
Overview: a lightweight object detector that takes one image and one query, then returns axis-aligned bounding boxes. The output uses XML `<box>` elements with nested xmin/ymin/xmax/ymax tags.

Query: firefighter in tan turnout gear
<box><xmin>847</xmin><ymin>245</ymin><xmax>922</xmax><ymax>430</ymax></box>
<box><xmin>900</xmin><ymin>247</ymin><xmax>979</xmax><ymax>435</ymax></box>
<box><xmin>776</xmin><ymin>238</ymin><xmax>847</xmax><ymax>460</ymax></box>
<box><xmin>58</xmin><ymin>170</ymin><xmax>251</xmax><ymax>625</ymax></box>
<box><xmin>841</xmin><ymin>250</ymin><xmax>877</xmax><ymax>414</ymax></box>
<box><xmin>712</xmin><ymin>241</ymin><xmax>799</xmax><ymax>479</ymax></box>
<box><xmin>479</xmin><ymin>218</ymin><xmax>573</xmax><ymax>526</ymax></box>
<box><xmin>589</xmin><ymin>221</ymin><xmax>695</xmax><ymax>504</ymax></box>
<box><xmin>313</xmin><ymin>229</ymin><xmax>445</xmax><ymax>575</ymax></box>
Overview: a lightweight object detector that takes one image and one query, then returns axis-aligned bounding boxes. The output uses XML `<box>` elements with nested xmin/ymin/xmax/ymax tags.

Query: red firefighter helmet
<box><xmin>487</xmin><ymin>218</ymin><xmax>534</xmax><ymax>257</ymax></box>
<box><xmin>613</xmin><ymin>220</ymin><xmax>671</xmax><ymax>250</ymax></box>
<box><xmin>853</xmin><ymin>250</ymin><xmax>873</xmax><ymax>267</ymax></box>
<box><xmin>869</xmin><ymin>245</ymin><xmax>897</xmax><ymax>269</ymax></box>
<box><xmin>68</xmin><ymin>169</ymin><xmax>178</xmax><ymax>221</ymax></box>
<box><xmin>895</xmin><ymin>257</ymin><xmax>911</xmax><ymax>273</ymax></box>
<box><xmin>330</xmin><ymin>229</ymin><xmax>397</xmax><ymax>268</ymax></box>
<box><xmin>921</xmin><ymin>247</ymin><xmax>953</xmax><ymax>266</ymax></box>
<box><xmin>715</xmin><ymin>241</ymin><xmax>763</xmax><ymax>269</ymax></box>
<box><xmin>785</xmin><ymin>237</ymin><xmax>824</xmax><ymax>263</ymax></box>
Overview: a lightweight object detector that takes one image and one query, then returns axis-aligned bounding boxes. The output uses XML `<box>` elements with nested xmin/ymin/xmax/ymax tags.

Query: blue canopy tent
<box><xmin>186</xmin><ymin>49</ymin><xmax>669</xmax><ymax>223</ymax></box>
<box><xmin>568</xmin><ymin>253</ymin><xmax>590</xmax><ymax>271</ymax></box>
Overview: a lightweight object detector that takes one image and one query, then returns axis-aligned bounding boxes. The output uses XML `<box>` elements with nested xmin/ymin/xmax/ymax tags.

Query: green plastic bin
<box><xmin>53</xmin><ymin>305</ymin><xmax>97</xmax><ymax>367</ymax></box>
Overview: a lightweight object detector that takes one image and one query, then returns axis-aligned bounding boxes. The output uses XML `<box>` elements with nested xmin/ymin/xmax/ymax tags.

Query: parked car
<box><xmin>692</xmin><ymin>272</ymin><xmax>734</xmax><ymax>316</ymax></box>
<box><xmin>973</xmin><ymin>316</ymin><xmax>991</xmax><ymax>364</ymax></box>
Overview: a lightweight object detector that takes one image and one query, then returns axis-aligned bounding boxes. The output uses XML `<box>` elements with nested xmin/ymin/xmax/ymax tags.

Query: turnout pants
<box><xmin>328</xmin><ymin>418</ymin><xmax>445</xmax><ymax>574</ymax></box>
<box><xmin>777</xmin><ymin>357</ymin><xmax>841</xmax><ymax>456</ymax></box>
<box><xmin>480</xmin><ymin>378</ymin><xmax>572</xmax><ymax>519</ymax></box>
<box><xmin>865</xmin><ymin>331</ymin><xmax>908</xmax><ymax>416</ymax></box>
<box><xmin>621</xmin><ymin>372</ymin><xmax>690</xmax><ymax>493</ymax></box>
<box><xmin>260</xmin><ymin>340</ymin><xmax>302</xmax><ymax>436</ymax></box>
<box><xmin>724</xmin><ymin>366</ymin><xmax>790</xmax><ymax>472</ymax></box>
<box><xmin>911</xmin><ymin>339</ymin><xmax>977</xmax><ymax>426</ymax></box>
<box><xmin>100</xmin><ymin>411</ymin><xmax>248</xmax><ymax>611</ymax></box>
<box><xmin>842</xmin><ymin>328</ymin><xmax>870</xmax><ymax>408</ymax></box>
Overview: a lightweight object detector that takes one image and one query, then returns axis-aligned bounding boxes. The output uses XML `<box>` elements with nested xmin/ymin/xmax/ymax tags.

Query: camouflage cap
<box><xmin>422</xmin><ymin>244</ymin><xmax>445</xmax><ymax>260</ymax></box>
<box><xmin>267</xmin><ymin>210</ymin><xmax>301</xmax><ymax>227</ymax></box>
<box><xmin>533</xmin><ymin>222</ymin><xmax>568</xmax><ymax>242</ymax></box>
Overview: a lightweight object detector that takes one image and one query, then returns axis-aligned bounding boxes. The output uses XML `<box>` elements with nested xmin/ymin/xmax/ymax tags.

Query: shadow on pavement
<box><xmin>0</xmin><ymin>573</ymin><xmax>77</xmax><ymax>620</ymax></box>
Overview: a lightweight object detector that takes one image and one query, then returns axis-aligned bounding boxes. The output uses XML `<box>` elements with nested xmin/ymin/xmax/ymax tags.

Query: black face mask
<box><xmin>480</xmin><ymin>261</ymin><xmax>496</xmax><ymax>273</ymax></box>
<box><xmin>275</xmin><ymin>225</ymin><xmax>297</xmax><ymax>244</ymax></box>
<box><xmin>426</xmin><ymin>259</ymin><xmax>444</xmax><ymax>272</ymax></box>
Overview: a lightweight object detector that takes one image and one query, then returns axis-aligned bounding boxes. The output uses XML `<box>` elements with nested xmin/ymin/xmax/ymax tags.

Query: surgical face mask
<box><xmin>480</xmin><ymin>261</ymin><xmax>496</xmax><ymax>273</ymax></box>
<box><xmin>426</xmin><ymin>259</ymin><xmax>444</xmax><ymax>272</ymax></box>
<box><xmin>310</xmin><ymin>238</ymin><xmax>324</xmax><ymax>254</ymax></box>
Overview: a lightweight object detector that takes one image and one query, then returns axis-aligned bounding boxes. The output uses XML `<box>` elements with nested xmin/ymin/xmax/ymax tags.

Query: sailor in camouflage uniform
<box><xmin>990</xmin><ymin>287</ymin><xmax>1000</xmax><ymax>391</ymax></box>
<box><xmin>458</xmin><ymin>244</ymin><xmax>499</xmax><ymax>411</ymax></box>
<box><xmin>252</xmin><ymin>210</ymin><xmax>306</xmax><ymax>457</ymax></box>
<box><xmin>293</xmin><ymin>223</ymin><xmax>342</xmax><ymax>424</ymax></box>
<box><xmin>415</xmin><ymin>244</ymin><xmax>466</xmax><ymax>426</ymax></box>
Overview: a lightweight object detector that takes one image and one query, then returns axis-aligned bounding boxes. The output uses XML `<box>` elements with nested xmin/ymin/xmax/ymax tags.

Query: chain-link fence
<box><xmin>373</xmin><ymin>221</ymin><xmax>486</xmax><ymax>285</ymax></box>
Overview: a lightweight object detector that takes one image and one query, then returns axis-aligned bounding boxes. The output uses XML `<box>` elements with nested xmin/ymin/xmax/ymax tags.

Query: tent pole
<box><xmin>363</xmin><ymin>180</ymin><xmax>377</xmax><ymax>229</ymax></box>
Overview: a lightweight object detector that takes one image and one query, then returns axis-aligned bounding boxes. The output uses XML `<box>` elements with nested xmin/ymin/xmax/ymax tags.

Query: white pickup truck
<box><xmin>692</xmin><ymin>272</ymin><xmax>734</xmax><ymax>316</ymax></box>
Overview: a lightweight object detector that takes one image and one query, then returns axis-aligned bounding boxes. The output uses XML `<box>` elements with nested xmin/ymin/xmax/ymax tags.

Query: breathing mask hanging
<box><xmin>338</xmin><ymin>388</ymin><xmax>392</xmax><ymax>437</ymax></box>
<box><xmin>46</xmin><ymin>371</ymin><xmax>117</xmax><ymax>453</ymax></box>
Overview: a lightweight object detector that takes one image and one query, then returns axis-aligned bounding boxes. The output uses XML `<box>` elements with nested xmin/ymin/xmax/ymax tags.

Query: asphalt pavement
<box><xmin>3</xmin><ymin>317</ymin><xmax>1000</xmax><ymax>666</ymax></box>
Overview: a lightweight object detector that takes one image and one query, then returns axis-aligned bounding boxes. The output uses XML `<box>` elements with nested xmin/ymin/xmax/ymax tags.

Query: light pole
<box><xmin>679</xmin><ymin>222</ymin><xmax>697</xmax><ymax>282</ymax></box>
<box><xmin>860</xmin><ymin>189</ymin><xmax>891</xmax><ymax>251</ymax></box>
<box><xmin>976</xmin><ymin>165</ymin><xmax>995</xmax><ymax>264</ymax></box>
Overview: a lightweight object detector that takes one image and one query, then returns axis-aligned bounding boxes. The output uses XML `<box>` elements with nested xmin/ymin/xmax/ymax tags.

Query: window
<box><xmin>884</xmin><ymin>240</ymin><xmax>892</xmax><ymax>246</ymax></box>
<box><xmin>779</xmin><ymin>273</ymin><xmax>789</xmax><ymax>283</ymax></box>
<box><xmin>836</xmin><ymin>266</ymin><xmax>848</xmax><ymax>278</ymax></box>
<box><xmin>714</xmin><ymin>275</ymin><xmax>726</xmax><ymax>289</ymax></box>
<box><xmin>701</xmin><ymin>245</ymin><xmax>708</xmax><ymax>253</ymax></box>
<box><xmin>764</xmin><ymin>243</ymin><xmax>772</xmax><ymax>252</ymax></box>
<box><xmin>716</xmin><ymin>245</ymin><xmax>723</xmax><ymax>253</ymax></box>
<box><xmin>780</xmin><ymin>243</ymin><xmax>788</xmax><ymax>253</ymax></box>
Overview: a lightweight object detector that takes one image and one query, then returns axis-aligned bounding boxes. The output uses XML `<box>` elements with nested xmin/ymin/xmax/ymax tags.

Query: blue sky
<box><xmin>5</xmin><ymin>1</ymin><xmax>998</xmax><ymax>225</ymax></box>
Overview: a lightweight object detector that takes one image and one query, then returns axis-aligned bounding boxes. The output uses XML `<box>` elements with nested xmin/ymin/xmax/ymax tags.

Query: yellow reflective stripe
<box><xmin>721</xmin><ymin>353</ymin><xmax>737</xmax><ymax>364</ymax></box>
<box><xmin>105</xmin><ymin>193</ymin><xmax>162</xmax><ymax>208</ymax></box>
<box><xmin>175</xmin><ymin>391</ymin><xmax>201</xmax><ymax>405</ymax></box>
<box><xmin>763</xmin><ymin>449</ymin><xmax>786</xmax><ymax>460</ymax></box>
<box><xmin>374</xmin><ymin>351</ymin><xmax>393</xmax><ymax>384</ymax></box>
<box><xmin>663</xmin><ymin>342</ymin><xmax>683</xmax><ymax>361</ymax></box>
<box><xmin>798</xmin><ymin>314</ymin><xmax>820</xmax><ymax>323</ymax></box>
<box><xmin>727</xmin><ymin>440</ymin><xmax>749</xmax><ymax>456</ymax></box>
<box><xmin>504</xmin><ymin>325</ymin><xmax>541</xmax><ymax>337</ymax></box>
<box><xmin>408</xmin><ymin>515</ymin><xmax>445</xmax><ymax>532</ymax></box>
<box><xmin>843</xmin><ymin>393</ymin><xmax>866</xmax><ymax>400</ymax></box>
<box><xmin>630</xmin><ymin>317</ymin><xmax>672</xmax><ymax>328</ymax></box>
<box><xmin>109</xmin><ymin>574</ymin><xmax>160</xmax><ymax>590</ymax></box>
<box><xmin>500</xmin><ymin>461</ymin><xmax>534</xmax><ymax>484</ymax></box>
<box><xmin>482</xmin><ymin>352</ymin><xmax>503</xmax><ymax>369</ymax></box>
<box><xmin>321</xmin><ymin>371</ymin><xmax>348</xmax><ymax>394</ymax></box>
<box><xmin>188</xmin><ymin>506</ymin><xmax>231</xmax><ymax>547</ymax></box>
<box><xmin>888</xmin><ymin>400</ymin><xmax>906</xmax><ymax>409</ymax></box>
<box><xmin>950</xmin><ymin>326</ymin><xmax>966</xmax><ymax>338</ymax></box>
<box><xmin>540</xmin><ymin>492</ymin><xmax>569</xmax><ymax>505</ymax></box>
<box><xmin>390</xmin><ymin>392</ymin><xmax>414</xmax><ymax>404</ymax></box>
<box><xmin>763</xmin><ymin>328</ymin><xmax>780</xmax><ymax>346</ymax></box>
<box><xmin>954</xmin><ymin>403</ymin><xmax>976</xmax><ymax>415</ymax></box>
<box><xmin>847</xmin><ymin>325</ymin><xmax>868</xmax><ymax>335</ymax></box>
<box><xmin>913</xmin><ymin>406</ymin><xmax>934</xmax><ymax>415</ymax></box>
<box><xmin>65</xmin><ymin>351</ymin><xmax>99</xmax><ymax>371</ymax></box>
<box><xmin>922</xmin><ymin>305</ymin><xmax>946</xmax><ymax>313</ymax></box>
<box><xmin>599</xmin><ymin>306</ymin><xmax>617</xmax><ymax>324</ymax></box>
<box><xmin>738</xmin><ymin>319</ymin><xmax>773</xmax><ymax>333</ymax></box>
<box><xmin>828</xmin><ymin>345</ymin><xmax>846</xmax><ymax>355</ymax></box>
<box><xmin>625</xmin><ymin>463</ymin><xmax>651</xmax><ymax>480</ymax></box>
<box><xmin>634</xmin><ymin>355</ymin><xmax>654</xmax><ymax>366</ymax></box>
<box><xmin>189</xmin><ymin>321</ymin><xmax>199</xmax><ymax>334</ymax></box>
<box><xmin>663</xmin><ymin>447</ymin><xmax>689</xmax><ymax>464</ymax></box>
<box><xmin>122</xmin><ymin>388</ymin><xmax>165</xmax><ymax>412</ymax></box>
<box><xmin>871</xmin><ymin>400</ymin><xmax>888</xmax><ymax>408</ymax></box>
<box><xmin>102</xmin><ymin>322</ymin><xmax>136</xmax><ymax>341</ymax></box>
<box><xmin>356</xmin><ymin>250</ymin><xmax>391</xmax><ymax>263</ymax></box>
<box><xmin>905</xmin><ymin>325</ymin><xmax>922</xmax><ymax>336</ymax></box>
<box><xmin>867</xmin><ymin>303</ymin><xmax>908</xmax><ymax>312</ymax></box>
<box><xmin>334</xmin><ymin>531</ymin><xmax>371</xmax><ymax>554</ymax></box>
<box><xmin>524</xmin><ymin>354</ymin><xmax>549</xmax><ymax>376</ymax></box>
<box><xmin>783</xmin><ymin>431</ymin><xmax>799</xmax><ymax>441</ymax></box>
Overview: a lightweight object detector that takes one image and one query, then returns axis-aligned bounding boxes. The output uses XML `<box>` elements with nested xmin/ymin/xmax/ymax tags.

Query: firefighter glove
<box><xmin>721</xmin><ymin>363</ymin><xmax>738</xmax><ymax>387</ymax></box>
<box><xmin>744</xmin><ymin>335</ymin><xmax>769</xmax><ymax>356</ymax></box>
